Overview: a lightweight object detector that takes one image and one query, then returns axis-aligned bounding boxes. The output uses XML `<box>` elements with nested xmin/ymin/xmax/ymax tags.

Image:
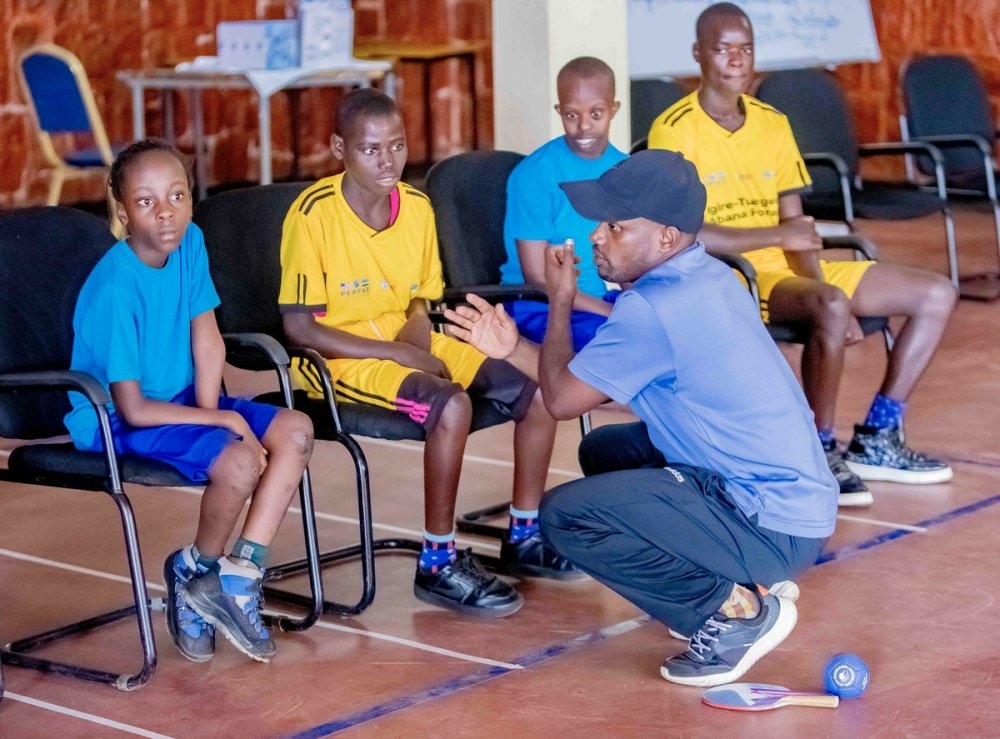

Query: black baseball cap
<box><xmin>559</xmin><ymin>149</ymin><xmax>707</xmax><ymax>233</ymax></box>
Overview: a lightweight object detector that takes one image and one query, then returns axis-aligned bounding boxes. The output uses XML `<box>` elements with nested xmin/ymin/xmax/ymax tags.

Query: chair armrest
<box><xmin>286</xmin><ymin>345</ymin><xmax>347</xmax><ymax>434</ymax></box>
<box><xmin>714</xmin><ymin>252</ymin><xmax>761</xmax><ymax>305</ymax></box>
<box><xmin>440</xmin><ymin>284</ymin><xmax>548</xmax><ymax>305</ymax></box>
<box><xmin>858</xmin><ymin>141</ymin><xmax>948</xmax><ymax>200</ymax></box>
<box><xmin>223</xmin><ymin>332</ymin><xmax>290</xmax><ymax>370</ymax></box>
<box><xmin>0</xmin><ymin>368</ymin><xmax>111</xmax><ymax>405</ymax></box>
<box><xmin>821</xmin><ymin>233</ymin><xmax>880</xmax><ymax>261</ymax></box>
<box><xmin>909</xmin><ymin>133</ymin><xmax>993</xmax><ymax>157</ymax></box>
<box><xmin>802</xmin><ymin>151</ymin><xmax>851</xmax><ymax>179</ymax></box>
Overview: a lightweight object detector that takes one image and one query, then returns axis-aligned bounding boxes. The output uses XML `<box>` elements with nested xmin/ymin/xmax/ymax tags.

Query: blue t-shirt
<box><xmin>569</xmin><ymin>243</ymin><xmax>837</xmax><ymax>538</ymax></box>
<box><xmin>501</xmin><ymin>137</ymin><xmax>627</xmax><ymax>297</ymax></box>
<box><xmin>64</xmin><ymin>222</ymin><xmax>221</xmax><ymax>448</ymax></box>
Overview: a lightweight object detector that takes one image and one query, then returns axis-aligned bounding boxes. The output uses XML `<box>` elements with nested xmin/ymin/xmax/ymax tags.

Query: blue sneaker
<box><xmin>163</xmin><ymin>549</ymin><xmax>215</xmax><ymax>662</ymax></box>
<box><xmin>180</xmin><ymin>561</ymin><xmax>275</xmax><ymax>662</ymax></box>
<box><xmin>661</xmin><ymin>593</ymin><xmax>797</xmax><ymax>687</ymax></box>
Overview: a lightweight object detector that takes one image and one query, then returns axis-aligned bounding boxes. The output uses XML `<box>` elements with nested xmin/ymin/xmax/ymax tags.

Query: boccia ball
<box><xmin>823</xmin><ymin>653</ymin><xmax>870</xmax><ymax>699</ymax></box>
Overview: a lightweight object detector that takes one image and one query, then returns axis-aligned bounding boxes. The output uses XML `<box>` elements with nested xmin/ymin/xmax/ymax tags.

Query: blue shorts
<box><xmin>506</xmin><ymin>291</ymin><xmax>619</xmax><ymax>352</ymax></box>
<box><xmin>82</xmin><ymin>386</ymin><xmax>279</xmax><ymax>483</ymax></box>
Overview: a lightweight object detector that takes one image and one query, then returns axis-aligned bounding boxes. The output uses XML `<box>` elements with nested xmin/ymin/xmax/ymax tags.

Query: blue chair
<box><xmin>17</xmin><ymin>44</ymin><xmax>121</xmax><ymax>205</ymax></box>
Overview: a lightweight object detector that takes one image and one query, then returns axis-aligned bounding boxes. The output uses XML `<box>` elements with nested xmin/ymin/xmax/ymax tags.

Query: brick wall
<box><xmin>0</xmin><ymin>0</ymin><xmax>491</xmax><ymax>207</ymax></box>
<box><xmin>1</xmin><ymin>1</ymin><xmax>997</xmax><ymax>206</ymax></box>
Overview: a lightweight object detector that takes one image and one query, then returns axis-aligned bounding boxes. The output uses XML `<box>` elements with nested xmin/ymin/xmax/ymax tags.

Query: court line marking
<box><xmin>4</xmin><ymin>692</ymin><xmax>174</xmax><ymax>738</ymax></box>
<box><xmin>290</xmin><ymin>490</ymin><xmax>1000</xmax><ymax>737</ymax></box>
<box><xmin>0</xmin><ymin>547</ymin><xmax>164</xmax><ymax>592</ymax></box>
<box><xmin>288</xmin><ymin>615</ymin><xmax>651</xmax><ymax>738</ymax></box>
<box><xmin>835</xmin><ymin>514</ymin><xmax>927</xmax><ymax>532</ymax></box>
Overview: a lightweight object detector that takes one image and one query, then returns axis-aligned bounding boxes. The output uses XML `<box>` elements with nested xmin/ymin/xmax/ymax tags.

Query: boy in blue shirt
<box><xmin>501</xmin><ymin>56</ymin><xmax>627</xmax><ymax>350</ymax></box>
<box><xmin>66</xmin><ymin>139</ymin><xmax>314</xmax><ymax>664</ymax></box>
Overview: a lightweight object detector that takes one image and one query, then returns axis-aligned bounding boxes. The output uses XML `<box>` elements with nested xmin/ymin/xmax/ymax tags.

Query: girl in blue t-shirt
<box><xmin>67</xmin><ymin>139</ymin><xmax>314</xmax><ymax>664</ymax></box>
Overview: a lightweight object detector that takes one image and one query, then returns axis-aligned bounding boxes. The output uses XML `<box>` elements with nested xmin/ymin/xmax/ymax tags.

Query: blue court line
<box><xmin>289</xmin><ymin>490</ymin><xmax>1000</xmax><ymax>738</ymax></box>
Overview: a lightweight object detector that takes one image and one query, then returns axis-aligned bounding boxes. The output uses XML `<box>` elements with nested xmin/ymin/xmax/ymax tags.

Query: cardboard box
<box><xmin>217</xmin><ymin>20</ymin><xmax>300</xmax><ymax>70</ymax></box>
<box><xmin>300</xmin><ymin>0</ymin><xmax>354</xmax><ymax>66</ymax></box>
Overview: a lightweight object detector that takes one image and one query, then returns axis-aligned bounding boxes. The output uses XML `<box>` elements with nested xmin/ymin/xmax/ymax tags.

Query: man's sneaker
<box><xmin>823</xmin><ymin>439</ymin><xmax>873</xmax><ymax>507</ymax></box>
<box><xmin>667</xmin><ymin>581</ymin><xmax>799</xmax><ymax>641</ymax></box>
<box><xmin>845</xmin><ymin>424</ymin><xmax>953</xmax><ymax>485</ymax></box>
<box><xmin>499</xmin><ymin>532</ymin><xmax>586</xmax><ymax>581</ymax></box>
<box><xmin>661</xmin><ymin>593</ymin><xmax>797</xmax><ymax>687</ymax></box>
<box><xmin>414</xmin><ymin>549</ymin><xmax>524</xmax><ymax>617</ymax></box>
<box><xmin>163</xmin><ymin>549</ymin><xmax>215</xmax><ymax>662</ymax></box>
<box><xmin>180</xmin><ymin>562</ymin><xmax>275</xmax><ymax>662</ymax></box>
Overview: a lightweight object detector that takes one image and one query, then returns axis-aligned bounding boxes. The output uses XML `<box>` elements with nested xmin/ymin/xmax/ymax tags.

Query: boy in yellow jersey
<box><xmin>279</xmin><ymin>89</ymin><xmax>577</xmax><ymax>618</ymax></box>
<box><xmin>648</xmin><ymin>2</ymin><xmax>956</xmax><ymax>507</ymax></box>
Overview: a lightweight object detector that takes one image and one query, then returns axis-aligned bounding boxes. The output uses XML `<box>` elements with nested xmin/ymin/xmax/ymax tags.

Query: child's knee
<box><xmin>274</xmin><ymin>409</ymin><xmax>314</xmax><ymax>458</ymax></box>
<box><xmin>211</xmin><ymin>442</ymin><xmax>263</xmax><ymax>495</ymax></box>
<box><xmin>437</xmin><ymin>390</ymin><xmax>473</xmax><ymax>431</ymax></box>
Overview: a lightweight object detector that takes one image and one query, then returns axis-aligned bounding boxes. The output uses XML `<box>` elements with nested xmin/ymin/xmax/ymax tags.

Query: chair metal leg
<box><xmin>456</xmin><ymin>501</ymin><xmax>510</xmax><ymax>539</ymax></box>
<box><xmin>263</xmin><ymin>431</ymin><xmax>421</xmax><ymax>617</ymax></box>
<box><xmin>46</xmin><ymin>167</ymin><xmax>67</xmax><ymax>206</ymax></box>
<box><xmin>1</xmin><ymin>489</ymin><xmax>156</xmax><ymax>691</ymax></box>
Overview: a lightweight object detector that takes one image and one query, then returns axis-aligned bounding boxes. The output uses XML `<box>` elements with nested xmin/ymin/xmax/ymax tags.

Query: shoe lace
<box><xmin>240</xmin><ymin>578</ymin><xmax>268</xmax><ymax>638</ymax></box>
<box><xmin>686</xmin><ymin>615</ymin><xmax>733</xmax><ymax>660</ymax></box>
<box><xmin>453</xmin><ymin>549</ymin><xmax>494</xmax><ymax>587</ymax></box>
<box><xmin>175</xmin><ymin>590</ymin><xmax>212</xmax><ymax>635</ymax></box>
<box><xmin>825</xmin><ymin>448</ymin><xmax>858</xmax><ymax>484</ymax></box>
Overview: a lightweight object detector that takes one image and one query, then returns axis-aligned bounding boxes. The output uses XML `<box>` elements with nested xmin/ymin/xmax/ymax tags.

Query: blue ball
<box><xmin>823</xmin><ymin>653</ymin><xmax>870</xmax><ymax>699</ymax></box>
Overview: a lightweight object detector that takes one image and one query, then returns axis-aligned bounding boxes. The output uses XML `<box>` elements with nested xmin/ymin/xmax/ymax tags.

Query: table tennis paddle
<box><xmin>702</xmin><ymin>683</ymin><xmax>840</xmax><ymax>711</ymax></box>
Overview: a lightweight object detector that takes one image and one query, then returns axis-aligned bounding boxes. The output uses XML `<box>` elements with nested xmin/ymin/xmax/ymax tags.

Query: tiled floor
<box><xmin>2</xmin><ymin>205</ymin><xmax>999</xmax><ymax>737</ymax></box>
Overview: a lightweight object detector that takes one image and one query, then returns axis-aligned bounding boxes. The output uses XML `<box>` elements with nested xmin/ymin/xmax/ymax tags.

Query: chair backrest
<box><xmin>755</xmin><ymin>68</ymin><xmax>860</xmax><ymax>196</ymax></box>
<box><xmin>17</xmin><ymin>44</ymin><xmax>114</xmax><ymax>168</ymax></box>
<box><xmin>425</xmin><ymin>150</ymin><xmax>525</xmax><ymax>288</ymax></box>
<box><xmin>0</xmin><ymin>207</ymin><xmax>115</xmax><ymax>439</ymax></box>
<box><xmin>901</xmin><ymin>54</ymin><xmax>995</xmax><ymax>180</ymax></box>
<box><xmin>193</xmin><ymin>182</ymin><xmax>311</xmax><ymax>339</ymax></box>
<box><xmin>630</xmin><ymin>78</ymin><xmax>687</xmax><ymax>146</ymax></box>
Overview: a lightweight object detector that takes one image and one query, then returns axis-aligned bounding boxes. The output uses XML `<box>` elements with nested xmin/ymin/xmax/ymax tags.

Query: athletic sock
<box><xmin>719</xmin><ymin>584</ymin><xmax>760</xmax><ymax>620</ymax></box>
<box><xmin>191</xmin><ymin>544</ymin><xmax>220</xmax><ymax>573</ymax></box>
<box><xmin>508</xmin><ymin>505</ymin><xmax>540</xmax><ymax>543</ymax></box>
<box><xmin>817</xmin><ymin>427</ymin><xmax>837</xmax><ymax>448</ymax></box>
<box><xmin>231</xmin><ymin>537</ymin><xmax>269</xmax><ymax>569</ymax></box>
<box><xmin>863</xmin><ymin>393</ymin><xmax>906</xmax><ymax>430</ymax></box>
<box><xmin>419</xmin><ymin>530</ymin><xmax>457</xmax><ymax>573</ymax></box>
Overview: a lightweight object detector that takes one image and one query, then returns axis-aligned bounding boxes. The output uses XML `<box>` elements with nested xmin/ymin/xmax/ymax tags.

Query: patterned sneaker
<box><xmin>661</xmin><ymin>594</ymin><xmax>797</xmax><ymax>687</ymax></box>
<box><xmin>845</xmin><ymin>424</ymin><xmax>953</xmax><ymax>485</ymax></box>
<box><xmin>163</xmin><ymin>549</ymin><xmax>215</xmax><ymax>662</ymax></box>
<box><xmin>414</xmin><ymin>549</ymin><xmax>524</xmax><ymax>617</ymax></box>
<box><xmin>499</xmin><ymin>532</ymin><xmax>586</xmax><ymax>581</ymax></box>
<box><xmin>823</xmin><ymin>439</ymin><xmax>873</xmax><ymax>507</ymax></box>
<box><xmin>667</xmin><ymin>581</ymin><xmax>799</xmax><ymax>641</ymax></box>
<box><xmin>180</xmin><ymin>561</ymin><xmax>275</xmax><ymax>662</ymax></box>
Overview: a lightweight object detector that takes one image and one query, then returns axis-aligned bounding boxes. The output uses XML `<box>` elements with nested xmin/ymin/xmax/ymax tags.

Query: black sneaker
<box><xmin>845</xmin><ymin>424</ymin><xmax>953</xmax><ymax>485</ymax></box>
<box><xmin>163</xmin><ymin>549</ymin><xmax>215</xmax><ymax>662</ymax></box>
<box><xmin>822</xmin><ymin>439</ymin><xmax>873</xmax><ymax>507</ymax></box>
<box><xmin>414</xmin><ymin>549</ymin><xmax>524</xmax><ymax>617</ymax></box>
<box><xmin>500</xmin><ymin>532</ymin><xmax>586</xmax><ymax>581</ymax></box>
<box><xmin>180</xmin><ymin>562</ymin><xmax>275</xmax><ymax>662</ymax></box>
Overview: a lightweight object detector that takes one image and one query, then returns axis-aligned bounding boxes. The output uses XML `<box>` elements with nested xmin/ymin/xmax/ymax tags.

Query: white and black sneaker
<box><xmin>845</xmin><ymin>424</ymin><xmax>953</xmax><ymax>485</ymax></box>
<box><xmin>823</xmin><ymin>439</ymin><xmax>873</xmax><ymax>506</ymax></box>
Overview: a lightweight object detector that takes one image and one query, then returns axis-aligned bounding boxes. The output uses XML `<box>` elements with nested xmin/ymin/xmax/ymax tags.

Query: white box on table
<box><xmin>299</xmin><ymin>0</ymin><xmax>355</xmax><ymax>66</ymax></box>
<box><xmin>217</xmin><ymin>20</ymin><xmax>301</xmax><ymax>69</ymax></box>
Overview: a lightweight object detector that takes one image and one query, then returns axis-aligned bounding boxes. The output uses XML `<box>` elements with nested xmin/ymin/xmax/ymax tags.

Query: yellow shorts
<box><xmin>292</xmin><ymin>331</ymin><xmax>535</xmax><ymax>433</ymax></box>
<box><xmin>756</xmin><ymin>259</ymin><xmax>875</xmax><ymax>321</ymax></box>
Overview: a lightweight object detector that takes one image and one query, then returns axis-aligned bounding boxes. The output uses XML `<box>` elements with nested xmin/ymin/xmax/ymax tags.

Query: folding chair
<box><xmin>17</xmin><ymin>44</ymin><xmax>123</xmax><ymax>206</ymax></box>
<box><xmin>755</xmin><ymin>69</ymin><xmax>960</xmax><ymax>290</ymax></box>
<box><xmin>900</xmin><ymin>54</ymin><xmax>1000</xmax><ymax>299</ymax></box>
<box><xmin>0</xmin><ymin>207</ymin><xmax>321</xmax><ymax>691</ymax></box>
<box><xmin>630</xmin><ymin>78</ymin><xmax>687</xmax><ymax>151</ymax></box>
<box><xmin>194</xmin><ymin>183</ymin><xmax>519</xmax><ymax>615</ymax></box>
<box><xmin>426</xmin><ymin>150</ymin><xmax>592</xmax><ymax>539</ymax></box>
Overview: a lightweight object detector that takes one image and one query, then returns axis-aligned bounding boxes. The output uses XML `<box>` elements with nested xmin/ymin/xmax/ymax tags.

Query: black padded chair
<box><xmin>755</xmin><ymin>69</ymin><xmax>960</xmax><ymax>290</ymax></box>
<box><xmin>630</xmin><ymin>78</ymin><xmax>687</xmax><ymax>151</ymax></box>
<box><xmin>0</xmin><ymin>207</ymin><xmax>321</xmax><ymax>691</ymax></box>
<box><xmin>193</xmin><ymin>182</ymin><xmax>519</xmax><ymax>614</ymax></box>
<box><xmin>900</xmin><ymin>54</ymin><xmax>1000</xmax><ymax>299</ymax></box>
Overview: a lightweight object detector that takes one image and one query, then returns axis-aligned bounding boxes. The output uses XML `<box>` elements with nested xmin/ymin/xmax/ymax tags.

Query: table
<box><xmin>354</xmin><ymin>41</ymin><xmax>487</xmax><ymax>162</ymax></box>
<box><xmin>117</xmin><ymin>60</ymin><xmax>392</xmax><ymax>198</ymax></box>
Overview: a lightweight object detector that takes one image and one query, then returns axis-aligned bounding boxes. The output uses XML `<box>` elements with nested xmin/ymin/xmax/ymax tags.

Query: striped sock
<box><xmin>419</xmin><ymin>530</ymin><xmax>456</xmax><ymax>573</ymax></box>
<box><xmin>864</xmin><ymin>393</ymin><xmax>906</xmax><ymax>429</ymax></box>
<box><xmin>508</xmin><ymin>505</ymin><xmax>540</xmax><ymax>543</ymax></box>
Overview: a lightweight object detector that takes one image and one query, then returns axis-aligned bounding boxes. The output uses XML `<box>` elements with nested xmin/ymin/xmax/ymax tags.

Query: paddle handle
<box><xmin>784</xmin><ymin>694</ymin><xmax>840</xmax><ymax>709</ymax></box>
